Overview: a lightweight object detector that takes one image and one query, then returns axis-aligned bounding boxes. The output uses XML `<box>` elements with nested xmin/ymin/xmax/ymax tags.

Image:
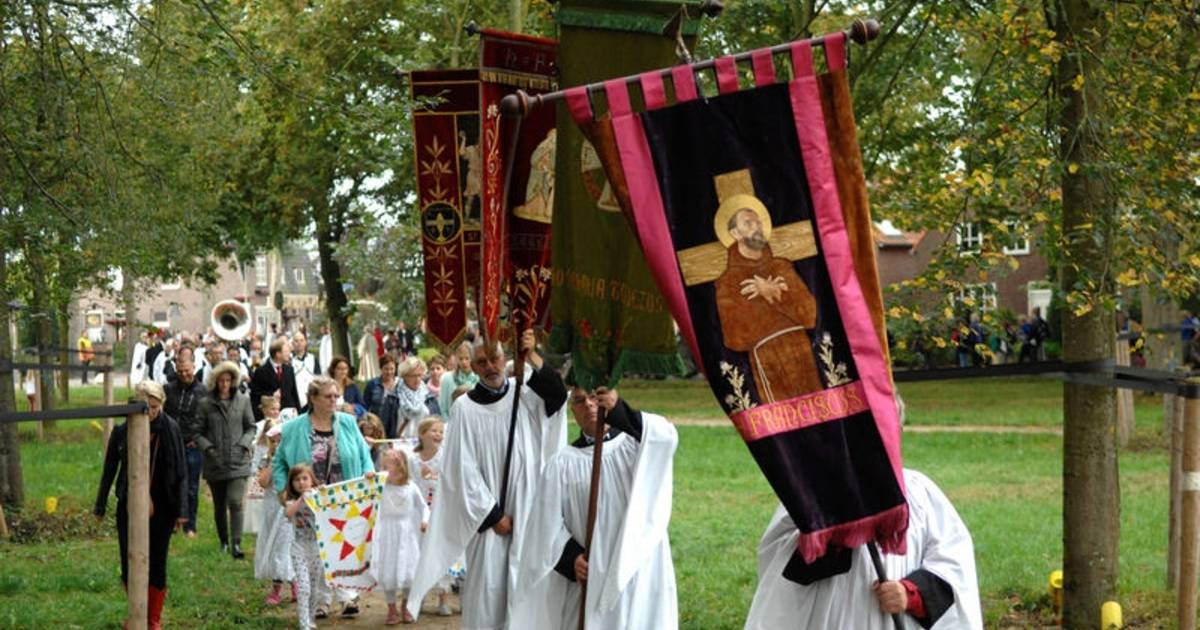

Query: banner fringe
<box><xmin>795</xmin><ymin>503</ymin><xmax>909</xmax><ymax>564</ymax></box>
<box><xmin>479</xmin><ymin>69</ymin><xmax>557</xmax><ymax>91</ymax></box>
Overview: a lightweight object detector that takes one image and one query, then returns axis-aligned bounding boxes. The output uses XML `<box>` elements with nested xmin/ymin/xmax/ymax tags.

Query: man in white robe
<box><xmin>407</xmin><ymin>329</ymin><xmax>567</xmax><ymax>629</ymax></box>
<box><xmin>290</xmin><ymin>331</ymin><xmax>320</xmax><ymax>408</ymax></box>
<box><xmin>744</xmin><ymin>468</ymin><xmax>982</xmax><ymax>630</ymax></box>
<box><xmin>318</xmin><ymin>326</ymin><xmax>334</xmax><ymax>381</ymax></box>
<box><xmin>129</xmin><ymin>333</ymin><xmax>149</xmax><ymax>387</ymax></box>
<box><xmin>513</xmin><ymin>386</ymin><xmax>678</xmax><ymax>629</ymax></box>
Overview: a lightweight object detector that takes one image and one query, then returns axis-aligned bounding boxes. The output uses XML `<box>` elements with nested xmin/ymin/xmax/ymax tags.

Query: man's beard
<box><xmin>743</xmin><ymin>231</ymin><xmax>766</xmax><ymax>251</ymax></box>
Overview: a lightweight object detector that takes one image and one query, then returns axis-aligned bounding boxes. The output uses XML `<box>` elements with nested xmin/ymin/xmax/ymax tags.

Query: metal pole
<box><xmin>126</xmin><ymin>405</ymin><xmax>149</xmax><ymax>630</ymax></box>
<box><xmin>1177</xmin><ymin>394</ymin><xmax>1200</xmax><ymax>630</ymax></box>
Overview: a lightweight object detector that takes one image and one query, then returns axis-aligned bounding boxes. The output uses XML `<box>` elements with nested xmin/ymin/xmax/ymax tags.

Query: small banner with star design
<box><xmin>478</xmin><ymin>29</ymin><xmax>558</xmax><ymax>341</ymax></box>
<box><xmin>563</xmin><ymin>34</ymin><xmax>906</xmax><ymax>568</ymax></box>
<box><xmin>411</xmin><ymin>69</ymin><xmax>483</xmax><ymax>348</ymax></box>
<box><xmin>305</xmin><ymin>473</ymin><xmax>387</xmax><ymax>592</ymax></box>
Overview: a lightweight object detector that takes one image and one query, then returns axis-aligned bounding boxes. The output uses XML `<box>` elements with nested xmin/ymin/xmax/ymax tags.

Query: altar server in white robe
<box><xmin>513</xmin><ymin>386</ymin><xmax>678</xmax><ymax>629</ymax></box>
<box><xmin>745</xmin><ymin>468</ymin><xmax>982</xmax><ymax>630</ymax></box>
<box><xmin>406</xmin><ymin>329</ymin><xmax>567</xmax><ymax>628</ymax></box>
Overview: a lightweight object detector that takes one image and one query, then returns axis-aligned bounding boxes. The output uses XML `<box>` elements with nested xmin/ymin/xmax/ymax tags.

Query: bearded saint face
<box><xmin>731</xmin><ymin>208</ymin><xmax>767</xmax><ymax>251</ymax></box>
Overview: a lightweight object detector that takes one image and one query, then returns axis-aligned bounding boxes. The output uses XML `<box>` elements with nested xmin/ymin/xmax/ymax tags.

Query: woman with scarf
<box><xmin>395</xmin><ymin>357</ymin><xmax>432</xmax><ymax>439</ymax></box>
<box><xmin>94</xmin><ymin>380</ymin><xmax>188</xmax><ymax>630</ymax></box>
<box><xmin>194</xmin><ymin>361</ymin><xmax>257</xmax><ymax>559</ymax></box>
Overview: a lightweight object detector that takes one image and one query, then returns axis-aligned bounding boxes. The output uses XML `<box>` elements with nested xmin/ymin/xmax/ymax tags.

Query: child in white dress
<box><xmin>410</xmin><ymin>417</ymin><xmax>455</xmax><ymax>616</ymax></box>
<box><xmin>254</xmin><ymin>399</ymin><xmax>293</xmax><ymax>605</ymax></box>
<box><xmin>372</xmin><ymin>449</ymin><xmax>428</xmax><ymax>625</ymax></box>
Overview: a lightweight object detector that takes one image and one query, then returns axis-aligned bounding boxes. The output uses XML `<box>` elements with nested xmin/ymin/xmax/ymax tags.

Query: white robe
<box><xmin>744</xmin><ymin>469</ymin><xmax>982</xmax><ymax>630</ymax></box>
<box><xmin>319</xmin><ymin>334</ymin><xmax>334</xmax><ymax>382</ymax></box>
<box><xmin>372</xmin><ymin>482</ymin><xmax>430</xmax><ymax>592</ymax></box>
<box><xmin>514</xmin><ymin>412</ymin><xmax>678</xmax><ymax>630</ymax></box>
<box><xmin>129</xmin><ymin>342</ymin><xmax>148</xmax><ymax>386</ymax></box>
<box><xmin>292</xmin><ymin>353</ymin><xmax>318</xmax><ymax>407</ymax></box>
<box><xmin>406</xmin><ymin>376</ymin><xmax>567</xmax><ymax>628</ymax></box>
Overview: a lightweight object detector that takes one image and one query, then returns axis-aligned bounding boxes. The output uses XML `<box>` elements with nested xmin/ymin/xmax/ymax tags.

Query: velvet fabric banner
<box><xmin>411</xmin><ymin>69</ymin><xmax>481</xmax><ymax>348</ymax></box>
<box><xmin>478</xmin><ymin>30</ymin><xmax>558</xmax><ymax>340</ymax></box>
<box><xmin>566</xmin><ymin>34</ymin><xmax>906</xmax><ymax>563</ymax></box>
<box><xmin>548</xmin><ymin>24</ymin><xmax>685</xmax><ymax>390</ymax></box>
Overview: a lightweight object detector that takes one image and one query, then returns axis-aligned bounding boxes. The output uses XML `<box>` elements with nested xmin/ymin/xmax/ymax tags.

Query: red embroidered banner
<box><xmin>478</xmin><ymin>30</ymin><xmax>558</xmax><ymax>340</ymax></box>
<box><xmin>411</xmin><ymin>69</ymin><xmax>481</xmax><ymax>348</ymax></box>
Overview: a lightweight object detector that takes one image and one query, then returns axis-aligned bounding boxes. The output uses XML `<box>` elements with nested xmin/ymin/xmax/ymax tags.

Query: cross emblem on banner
<box><xmin>423</xmin><ymin>203</ymin><xmax>461</xmax><ymax>244</ymax></box>
<box><xmin>677</xmin><ymin>169</ymin><xmax>817</xmax><ymax>287</ymax></box>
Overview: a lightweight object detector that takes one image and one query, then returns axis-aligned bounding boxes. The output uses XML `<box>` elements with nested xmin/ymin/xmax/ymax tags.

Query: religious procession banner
<box><xmin>478</xmin><ymin>29</ymin><xmax>558</xmax><ymax>340</ymax></box>
<box><xmin>565</xmin><ymin>34</ymin><xmax>905</xmax><ymax>563</ymax></box>
<box><xmin>305</xmin><ymin>473</ymin><xmax>387</xmax><ymax>591</ymax></box>
<box><xmin>411</xmin><ymin>69</ymin><xmax>482</xmax><ymax>348</ymax></box>
<box><xmin>548</xmin><ymin>21</ymin><xmax>685</xmax><ymax>390</ymax></box>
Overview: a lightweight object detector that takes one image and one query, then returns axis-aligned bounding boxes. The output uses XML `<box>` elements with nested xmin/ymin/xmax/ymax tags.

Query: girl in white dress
<box><xmin>410</xmin><ymin>417</ymin><xmax>455</xmax><ymax>616</ymax></box>
<box><xmin>253</xmin><ymin>398</ymin><xmax>294</xmax><ymax>605</ymax></box>
<box><xmin>372</xmin><ymin>449</ymin><xmax>428</xmax><ymax>625</ymax></box>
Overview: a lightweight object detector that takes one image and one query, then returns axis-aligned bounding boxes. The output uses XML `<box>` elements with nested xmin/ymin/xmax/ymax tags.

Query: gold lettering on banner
<box><xmin>551</xmin><ymin>268</ymin><xmax>666</xmax><ymax>314</ymax></box>
<box><xmin>732</xmin><ymin>381</ymin><xmax>871</xmax><ymax>442</ymax></box>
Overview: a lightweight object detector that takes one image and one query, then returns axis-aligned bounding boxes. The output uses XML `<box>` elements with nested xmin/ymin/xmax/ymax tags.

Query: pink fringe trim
<box><xmin>795</xmin><ymin>502</ymin><xmax>909</xmax><ymax>564</ymax></box>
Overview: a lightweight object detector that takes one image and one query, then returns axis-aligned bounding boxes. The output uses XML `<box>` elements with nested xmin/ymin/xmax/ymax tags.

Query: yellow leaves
<box><xmin>943</xmin><ymin>306</ymin><xmax>955</xmax><ymax>320</ymax></box>
<box><xmin>1067</xmin><ymin>163</ymin><xmax>1079</xmax><ymax>174</ymax></box>
<box><xmin>888</xmin><ymin>306</ymin><xmax>906</xmax><ymax>319</ymax></box>
<box><xmin>932</xmin><ymin>336</ymin><xmax>947</xmax><ymax>349</ymax></box>
<box><xmin>912</xmin><ymin>312</ymin><xmax>925</xmax><ymax>323</ymax></box>
<box><xmin>1116</xmin><ymin>269</ymin><xmax>1140</xmax><ymax>287</ymax></box>
<box><xmin>1072</xmin><ymin>302</ymin><xmax>1094</xmax><ymax>317</ymax></box>
<box><xmin>1188</xmin><ymin>91</ymin><xmax>1200</xmax><ymax>101</ymax></box>
<box><xmin>1007</xmin><ymin>257</ymin><xmax>1021</xmax><ymax>271</ymax></box>
<box><xmin>1070</xmin><ymin>73</ymin><xmax>1085</xmax><ymax>92</ymax></box>
<box><xmin>1035</xmin><ymin>158</ymin><xmax>1052</xmax><ymax>169</ymax></box>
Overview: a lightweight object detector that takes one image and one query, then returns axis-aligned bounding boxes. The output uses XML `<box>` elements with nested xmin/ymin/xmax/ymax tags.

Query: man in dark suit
<box><xmin>250</xmin><ymin>337</ymin><xmax>300</xmax><ymax>420</ymax></box>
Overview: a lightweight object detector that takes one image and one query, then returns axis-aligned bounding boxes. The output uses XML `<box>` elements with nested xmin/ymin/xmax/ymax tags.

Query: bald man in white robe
<box><xmin>407</xmin><ymin>330</ymin><xmax>567</xmax><ymax>629</ymax></box>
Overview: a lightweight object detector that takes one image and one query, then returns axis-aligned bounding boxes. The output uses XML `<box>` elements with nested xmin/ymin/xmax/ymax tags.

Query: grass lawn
<box><xmin>1</xmin><ymin>381</ymin><xmax>1180</xmax><ymax>628</ymax></box>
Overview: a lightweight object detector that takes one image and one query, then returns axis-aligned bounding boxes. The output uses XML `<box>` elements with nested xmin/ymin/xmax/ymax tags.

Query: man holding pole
<box><xmin>514</xmin><ymin>386</ymin><xmax>679</xmax><ymax>629</ymax></box>
<box><xmin>407</xmin><ymin>329</ymin><xmax>568</xmax><ymax>628</ymax></box>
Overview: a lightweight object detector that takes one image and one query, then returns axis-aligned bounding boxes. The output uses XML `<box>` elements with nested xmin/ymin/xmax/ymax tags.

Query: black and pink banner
<box><xmin>566</xmin><ymin>35</ymin><xmax>906</xmax><ymax>562</ymax></box>
<box><xmin>478</xmin><ymin>29</ymin><xmax>557</xmax><ymax>340</ymax></box>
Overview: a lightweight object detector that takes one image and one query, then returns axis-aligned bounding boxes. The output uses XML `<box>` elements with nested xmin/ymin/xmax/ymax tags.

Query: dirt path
<box><xmin>669</xmin><ymin>417</ymin><xmax>1063</xmax><ymax>435</ymax></box>
<box><xmin>300</xmin><ymin>590</ymin><xmax>463</xmax><ymax>628</ymax></box>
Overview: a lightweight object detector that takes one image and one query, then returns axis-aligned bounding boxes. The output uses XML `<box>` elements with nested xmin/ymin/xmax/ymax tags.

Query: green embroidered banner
<box><xmin>549</xmin><ymin>19</ymin><xmax>692</xmax><ymax>388</ymax></box>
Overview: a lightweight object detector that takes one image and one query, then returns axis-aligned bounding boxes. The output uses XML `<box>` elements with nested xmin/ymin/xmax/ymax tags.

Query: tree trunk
<box><xmin>317</xmin><ymin>227</ymin><xmax>352</xmax><ymax>364</ymax></box>
<box><xmin>0</xmin><ymin>254</ymin><xmax>24</xmax><ymax>508</ymax></box>
<box><xmin>1053</xmin><ymin>2</ymin><xmax>1118</xmax><ymax>628</ymax></box>
<box><xmin>57</xmin><ymin>297</ymin><xmax>70</xmax><ymax>402</ymax></box>
<box><xmin>1141</xmin><ymin>287</ymin><xmax>1178</xmax><ymax>370</ymax></box>
<box><xmin>509</xmin><ymin>0</ymin><xmax>525</xmax><ymax>32</ymax></box>
<box><xmin>30</xmin><ymin>260</ymin><xmax>56</xmax><ymax>421</ymax></box>
<box><xmin>123</xmin><ymin>268</ymin><xmax>138</xmax><ymax>388</ymax></box>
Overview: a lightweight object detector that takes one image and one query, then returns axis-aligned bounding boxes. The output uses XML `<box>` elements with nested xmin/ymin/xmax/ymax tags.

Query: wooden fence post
<box><xmin>126</xmin><ymin>405</ymin><xmax>149</xmax><ymax>630</ymax></box>
<box><xmin>1170</xmin><ymin>394</ymin><xmax>1184</xmax><ymax>588</ymax></box>
<box><xmin>1115</xmin><ymin>334</ymin><xmax>1134</xmax><ymax>446</ymax></box>
<box><xmin>1177</xmin><ymin>394</ymin><xmax>1200</xmax><ymax>630</ymax></box>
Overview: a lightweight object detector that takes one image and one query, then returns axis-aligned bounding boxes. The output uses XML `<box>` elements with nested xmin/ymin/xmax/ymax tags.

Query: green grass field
<box><xmin>0</xmin><ymin>379</ymin><xmax>1179</xmax><ymax>628</ymax></box>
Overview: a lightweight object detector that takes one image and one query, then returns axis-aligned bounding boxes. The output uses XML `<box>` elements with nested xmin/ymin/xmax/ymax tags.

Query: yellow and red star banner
<box><xmin>305</xmin><ymin>473</ymin><xmax>387</xmax><ymax>591</ymax></box>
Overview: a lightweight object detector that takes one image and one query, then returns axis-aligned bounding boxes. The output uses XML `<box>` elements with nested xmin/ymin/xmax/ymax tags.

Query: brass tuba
<box><xmin>211</xmin><ymin>299</ymin><xmax>254</xmax><ymax>341</ymax></box>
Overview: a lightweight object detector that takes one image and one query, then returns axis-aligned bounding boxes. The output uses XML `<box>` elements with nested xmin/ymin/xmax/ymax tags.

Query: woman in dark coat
<box><xmin>195</xmin><ymin>360</ymin><xmax>257</xmax><ymax>558</ymax></box>
<box><xmin>363</xmin><ymin>354</ymin><xmax>402</xmax><ymax>438</ymax></box>
<box><xmin>95</xmin><ymin>380</ymin><xmax>188</xmax><ymax>630</ymax></box>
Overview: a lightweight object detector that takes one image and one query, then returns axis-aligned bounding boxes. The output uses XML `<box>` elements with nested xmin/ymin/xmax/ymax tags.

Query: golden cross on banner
<box><xmin>424</xmin><ymin>209</ymin><xmax>456</xmax><ymax>243</ymax></box>
<box><xmin>677</xmin><ymin>169</ymin><xmax>817</xmax><ymax>287</ymax></box>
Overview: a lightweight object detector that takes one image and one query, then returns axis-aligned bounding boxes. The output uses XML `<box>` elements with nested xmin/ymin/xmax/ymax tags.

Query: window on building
<box><xmin>255</xmin><ymin>255</ymin><xmax>269</xmax><ymax>287</ymax></box>
<box><xmin>1002</xmin><ymin>220</ymin><xmax>1030</xmax><ymax>255</ymax></box>
<box><xmin>956</xmin><ymin>222</ymin><xmax>982</xmax><ymax>254</ymax></box>
<box><xmin>160</xmin><ymin>279</ymin><xmax>181</xmax><ymax>291</ymax></box>
<box><xmin>293</xmin><ymin>267</ymin><xmax>305</xmax><ymax>285</ymax></box>
<box><xmin>953</xmin><ymin>283</ymin><xmax>998</xmax><ymax>312</ymax></box>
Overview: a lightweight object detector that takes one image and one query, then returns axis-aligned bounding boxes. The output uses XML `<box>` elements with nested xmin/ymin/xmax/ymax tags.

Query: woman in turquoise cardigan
<box><xmin>271</xmin><ymin>375</ymin><xmax>376</xmax><ymax>498</ymax></box>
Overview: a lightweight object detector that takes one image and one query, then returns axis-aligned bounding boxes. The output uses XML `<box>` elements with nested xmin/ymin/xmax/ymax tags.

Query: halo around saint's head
<box><xmin>714</xmin><ymin>193</ymin><xmax>773</xmax><ymax>248</ymax></box>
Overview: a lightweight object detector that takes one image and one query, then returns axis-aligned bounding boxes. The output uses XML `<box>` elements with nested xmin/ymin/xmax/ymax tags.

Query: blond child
<box><xmin>371</xmin><ymin>450</ymin><xmax>428</xmax><ymax>625</ymax></box>
<box><xmin>285</xmin><ymin>464</ymin><xmax>321</xmax><ymax>630</ymax></box>
<box><xmin>411</xmin><ymin>417</ymin><xmax>455</xmax><ymax>615</ymax></box>
<box><xmin>254</xmin><ymin>397</ymin><xmax>294</xmax><ymax>605</ymax></box>
<box><xmin>358</xmin><ymin>412</ymin><xmax>387</xmax><ymax>468</ymax></box>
